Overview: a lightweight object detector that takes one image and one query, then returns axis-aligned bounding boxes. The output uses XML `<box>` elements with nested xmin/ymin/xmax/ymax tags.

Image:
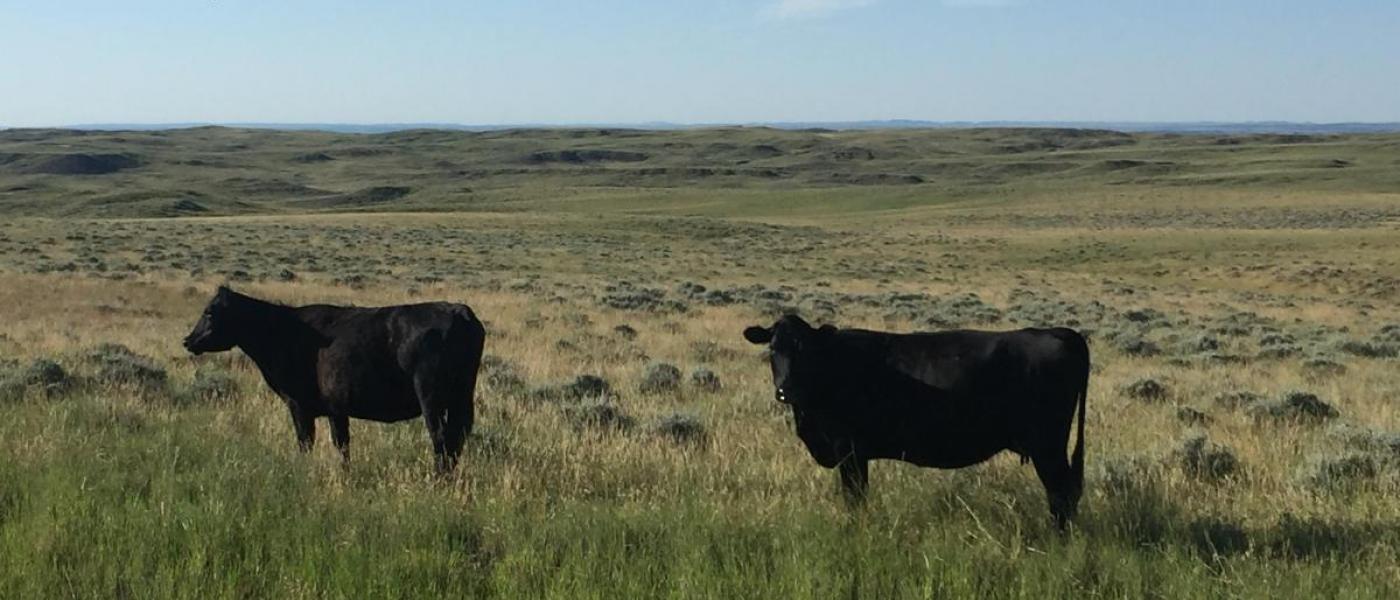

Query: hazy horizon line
<box><xmin>5</xmin><ymin>119</ymin><xmax>1400</xmax><ymax>135</ymax></box>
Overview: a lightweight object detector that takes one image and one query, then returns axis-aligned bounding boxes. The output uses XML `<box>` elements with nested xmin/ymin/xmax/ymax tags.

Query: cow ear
<box><xmin>817</xmin><ymin>324</ymin><xmax>837</xmax><ymax>335</ymax></box>
<box><xmin>743</xmin><ymin>326</ymin><xmax>773</xmax><ymax>344</ymax></box>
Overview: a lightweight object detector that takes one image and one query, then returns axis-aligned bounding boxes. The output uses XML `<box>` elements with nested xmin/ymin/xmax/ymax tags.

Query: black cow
<box><xmin>183</xmin><ymin>286</ymin><xmax>486</xmax><ymax>472</ymax></box>
<box><xmin>743</xmin><ymin>314</ymin><xmax>1089</xmax><ymax>527</ymax></box>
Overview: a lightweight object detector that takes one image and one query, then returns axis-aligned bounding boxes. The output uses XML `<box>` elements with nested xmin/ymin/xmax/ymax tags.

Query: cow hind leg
<box><xmin>419</xmin><ymin>405</ymin><xmax>450</xmax><ymax>473</ymax></box>
<box><xmin>413</xmin><ymin>368</ymin><xmax>457</xmax><ymax>474</ymax></box>
<box><xmin>442</xmin><ymin>402</ymin><xmax>473</xmax><ymax>471</ymax></box>
<box><xmin>329</xmin><ymin>415</ymin><xmax>351</xmax><ymax>465</ymax></box>
<box><xmin>1031</xmin><ymin>452</ymin><xmax>1079</xmax><ymax>530</ymax></box>
<box><xmin>442</xmin><ymin>355</ymin><xmax>480</xmax><ymax>472</ymax></box>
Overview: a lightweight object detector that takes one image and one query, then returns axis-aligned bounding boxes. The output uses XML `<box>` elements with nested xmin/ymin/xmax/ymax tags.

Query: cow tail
<box><xmin>1069</xmin><ymin>333</ymin><xmax>1090</xmax><ymax>501</ymax></box>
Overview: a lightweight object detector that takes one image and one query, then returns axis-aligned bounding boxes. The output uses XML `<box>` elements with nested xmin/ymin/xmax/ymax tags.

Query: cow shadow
<box><xmin>845</xmin><ymin>460</ymin><xmax>1399</xmax><ymax>564</ymax></box>
<box><xmin>1088</xmin><ymin>468</ymin><xmax>1400</xmax><ymax>562</ymax></box>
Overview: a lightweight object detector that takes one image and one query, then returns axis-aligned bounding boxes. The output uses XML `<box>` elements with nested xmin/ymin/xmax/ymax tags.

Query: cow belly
<box><xmin>343</xmin><ymin>398</ymin><xmax>423</xmax><ymax>423</ymax></box>
<box><xmin>897</xmin><ymin>445</ymin><xmax>1006</xmax><ymax>469</ymax></box>
<box><xmin>872</xmin><ymin>428</ymin><xmax>1011</xmax><ymax>469</ymax></box>
<box><xmin>321</xmin><ymin>370</ymin><xmax>423</xmax><ymax>422</ymax></box>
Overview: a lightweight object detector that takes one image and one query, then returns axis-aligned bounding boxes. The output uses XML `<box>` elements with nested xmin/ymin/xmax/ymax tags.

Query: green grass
<box><xmin>3</xmin><ymin>393</ymin><xmax>1395</xmax><ymax>599</ymax></box>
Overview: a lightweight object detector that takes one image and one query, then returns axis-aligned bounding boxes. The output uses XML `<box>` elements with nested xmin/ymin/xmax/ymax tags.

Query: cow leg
<box><xmin>442</xmin><ymin>402</ymin><xmax>474</xmax><ymax>472</ymax></box>
<box><xmin>407</xmin><ymin>350</ymin><xmax>454</xmax><ymax>473</ymax></box>
<box><xmin>329</xmin><ymin>415</ymin><xmax>351</xmax><ymax>465</ymax></box>
<box><xmin>419</xmin><ymin>407</ymin><xmax>451</xmax><ymax>473</ymax></box>
<box><xmin>288</xmin><ymin>407</ymin><xmax>316</xmax><ymax>453</ymax></box>
<box><xmin>441</xmin><ymin>355</ymin><xmax>479</xmax><ymax>472</ymax></box>
<box><xmin>838</xmin><ymin>457</ymin><xmax>869</xmax><ymax>507</ymax></box>
<box><xmin>1031</xmin><ymin>453</ymin><xmax>1078</xmax><ymax>530</ymax></box>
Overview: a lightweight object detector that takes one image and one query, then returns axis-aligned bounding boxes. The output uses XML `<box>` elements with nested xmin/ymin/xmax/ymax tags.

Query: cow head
<box><xmin>743</xmin><ymin>314</ymin><xmax>835</xmax><ymax>405</ymax></box>
<box><xmin>183</xmin><ymin>286</ymin><xmax>240</xmax><ymax>355</ymax></box>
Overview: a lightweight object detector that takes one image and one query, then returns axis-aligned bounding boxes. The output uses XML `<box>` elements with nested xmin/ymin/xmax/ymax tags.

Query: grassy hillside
<box><xmin>2</xmin><ymin>126</ymin><xmax>1399</xmax><ymax>218</ymax></box>
<box><xmin>0</xmin><ymin>127</ymin><xmax>1398</xmax><ymax>598</ymax></box>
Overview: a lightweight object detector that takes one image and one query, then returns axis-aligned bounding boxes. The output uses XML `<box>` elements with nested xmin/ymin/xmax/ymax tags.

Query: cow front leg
<box><xmin>329</xmin><ymin>415</ymin><xmax>351</xmax><ymax>465</ymax></box>
<box><xmin>288</xmin><ymin>407</ymin><xmax>316</xmax><ymax>453</ymax></box>
<box><xmin>838</xmin><ymin>457</ymin><xmax>869</xmax><ymax>507</ymax></box>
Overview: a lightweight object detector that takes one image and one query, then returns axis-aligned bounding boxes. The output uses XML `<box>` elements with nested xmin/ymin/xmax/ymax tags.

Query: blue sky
<box><xmin>2</xmin><ymin>0</ymin><xmax>1397</xmax><ymax>126</ymax></box>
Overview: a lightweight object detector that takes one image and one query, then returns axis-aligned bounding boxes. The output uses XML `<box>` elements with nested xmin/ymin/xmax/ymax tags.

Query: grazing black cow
<box><xmin>183</xmin><ymin>286</ymin><xmax>486</xmax><ymax>472</ymax></box>
<box><xmin>743</xmin><ymin>314</ymin><xmax>1089</xmax><ymax>527</ymax></box>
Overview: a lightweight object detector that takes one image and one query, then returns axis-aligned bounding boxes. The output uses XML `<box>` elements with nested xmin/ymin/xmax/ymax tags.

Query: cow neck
<box><xmin>227</xmin><ymin>293</ymin><xmax>305</xmax><ymax>375</ymax></box>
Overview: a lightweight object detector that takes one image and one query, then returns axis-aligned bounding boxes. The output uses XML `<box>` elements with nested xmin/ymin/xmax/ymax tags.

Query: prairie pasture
<box><xmin>1</xmin><ymin>127</ymin><xmax>1398</xmax><ymax>598</ymax></box>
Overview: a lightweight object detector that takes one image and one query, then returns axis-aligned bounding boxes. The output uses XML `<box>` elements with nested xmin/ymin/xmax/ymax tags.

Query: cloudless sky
<box><xmin>2</xmin><ymin>0</ymin><xmax>1397</xmax><ymax>126</ymax></box>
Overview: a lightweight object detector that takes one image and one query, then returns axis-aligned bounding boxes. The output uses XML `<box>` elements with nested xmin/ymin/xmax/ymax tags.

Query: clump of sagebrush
<box><xmin>83</xmin><ymin>343</ymin><xmax>167</xmax><ymax>389</ymax></box>
<box><xmin>1189</xmin><ymin>516</ymin><xmax>1251</xmax><ymax>558</ymax></box>
<box><xmin>1123</xmin><ymin>308</ymin><xmax>1166</xmax><ymax>325</ymax></box>
<box><xmin>1189</xmin><ymin>351</ymin><xmax>1246</xmax><ymax>367</ymax></box>
<box><xmin>639</xmin><ymin>362</ymin><xmax>682</xmax><ymax>394</ymax></box>
<box><xmin>1183</xmin><ymin>333</ymin><xmax>1222</xmax><ymax>353</ymax></box>
<box><xmin>528</xmin><ymin>374</ymin><xmax>610</xmax><ymax>403</ymax></box>
<box><xmin>1375</xmin><ymin>324</ymin><xmax>1400</xmax><ymax>343</ymax></box>
<box><xmin>1175</xmin><ymin>433</ymin><xmax>1241</xmax><ymax>481</ymax></box>
<box><xmin>651</xmin><ymin>413</ymin><xmax>708</xmax><ymax>446</ymax></box>
<box><xmin>689</xmin><ymin>367</ymin><xmax>722</xmax><ymax>393</ymax></box>
<box><xmin>1335</xmin><ymin>339</ymin><xmax>1398</xmax><ymax>358</ymax></box>
<box><xmin>480</xmin><ymin>355</ymin><xmax>526</xmax><ymax>391</ymax></box>
<box><xmin>1177</xmin><ymin>407</ymin><xmax>1213</xmax><ymax>426</ymax></box>
<box><xmin>1123</xmin><ymin>377</ymin><xmax>1169</xmax><ymax>402</ymax></box>
<box><xmin>612</xmin><ymin>324</ymin><xmax>638</xmax><ymax>340</ymax></box>
<box><xmin>1247</xmin><ymin>391</ymin><xmax>1339</xmax><ymax>423</ymax></box>
<box><xmin>0</xmin><ymin>358</ymin><xmax>74</xmax><ymax>400</ymax></box>
<box><xmin>1301</xmin><ymin>357</ymin><xmax>1346</xmax><ymax>379</ymax></box>
<box><xmin>598</xmin><ymin>283</ymin><xmax>688</xmax><ymax>313</ymax></box>
<box><xmin>1115</xmin><ymin>335</ymin><xmax>1161</xmax><ymax>358</ymax></box>
<box><xmin>1255</xmin><ymin>344</ymin><xmax>1300</xmax><ymax>360</ymax></box>
<box><xmin>1255</xmin><ymin>331</ymin><xmax>1300</xmax><ymax>359</ymax></box>
<box><xmin>23</xmin><ymin>358</ymin><xmax>70</xmax><ymax>391</ymax></box>
<box><xmin>561</xmin><ymin>399</ymin><xmax>635</xmax><ymax>432</ymax></box>
<box><xmin>1298</xmin><ymin>453</ymin><xmax>1378</xmax><ymax>491</ymax></box>
<box><xmin>1327</xmin><ymin>423</ymin><xmax>1400</xmax><ymax>462</ymax></box>
<box><xmin>175</xmin><ymin>365</ymin><xmax>240</xmax><ymax>405</ymax></box>
<box><xmin>1214</xmin><ymin>390</ymin><xmax>1264</xmax><ymax>410</ymax></box>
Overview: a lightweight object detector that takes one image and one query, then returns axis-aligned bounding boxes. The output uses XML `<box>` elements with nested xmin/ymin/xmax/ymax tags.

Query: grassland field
<box><xmin>1</xmin><ymin>126</ymin><xmax>1398</xmax><ymax>598</ymax></box>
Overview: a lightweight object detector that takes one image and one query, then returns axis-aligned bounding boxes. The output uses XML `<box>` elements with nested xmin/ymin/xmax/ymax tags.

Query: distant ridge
<box><xmin>8</xmin><ymin>120</ymin><xmax>1400</xmax><ymax>135</ymax></box>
